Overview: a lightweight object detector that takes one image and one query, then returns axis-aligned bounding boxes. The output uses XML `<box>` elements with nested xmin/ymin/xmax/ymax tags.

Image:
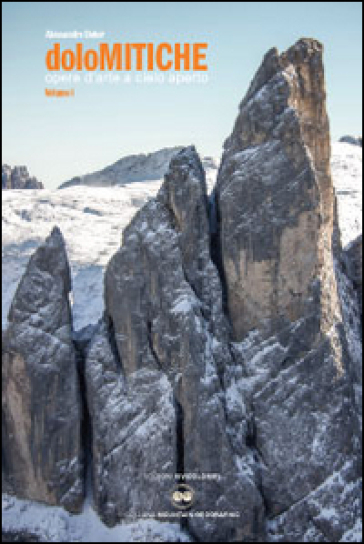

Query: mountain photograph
<box><xmin>2</xmin><ymin>3</ymin><xmax>362</xmax><ymax>543</ymax></box>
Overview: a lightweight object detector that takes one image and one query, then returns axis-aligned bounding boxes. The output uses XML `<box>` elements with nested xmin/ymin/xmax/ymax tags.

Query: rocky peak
<box><xmin>158</xmin><ymin>146</ymin><xmax>207</xmax><ymax>228</ymax></box>
<box><xmin>2</xmin><ymin>164</ymin><xmax>44</xmax><ymax>190</ymax></box>
<box><xmin>98</xmin><ymin>145</ymin><xmax>264</xmax><ymax>540</ymax></box>
<box><xmin>157</xmin><ymin>147</ymin><xmax>213</xmax><ymax>307</ymax></box>
<box><xmin>215</xmin><ymin>38</ymin><xmax>338</xmax><ymax>341</ymax></box>
<box><xmin>2</xmin><ymin>226</ymin><xmax>83</xmax><ymax>512</ymax></box>
<box><xmin>8</xmin><ymin>226</ymin><xmax>71</xmax><ymax>330</ymax></box>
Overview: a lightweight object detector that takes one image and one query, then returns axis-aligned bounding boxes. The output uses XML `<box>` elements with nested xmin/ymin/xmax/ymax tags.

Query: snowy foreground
<box><xmin>1</xmin><ymin>142</ymin><xmax>362</xmax><ymax>542</ymax></box>
<box><xmin>2</xmin><ymin>494</ymin><xmax>190</xmax><ymax>542</ymax></box>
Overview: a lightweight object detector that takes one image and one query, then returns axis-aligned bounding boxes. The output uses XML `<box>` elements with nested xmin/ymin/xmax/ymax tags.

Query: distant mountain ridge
<box><xmin>340</xmin><ymin>135</ymin><xmax>362</xmax><ymax>147</ymax></box>
<box><xmin>58</xmin><ymin>147</ymin><xmax>219</xmax><ymax>189</ymax></box>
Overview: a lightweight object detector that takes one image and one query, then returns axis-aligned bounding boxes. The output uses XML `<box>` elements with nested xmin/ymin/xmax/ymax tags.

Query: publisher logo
<box><xmin>171</xmin><ymin>483</ymin><xmax>195</xmax><ymax>510</ymax></box>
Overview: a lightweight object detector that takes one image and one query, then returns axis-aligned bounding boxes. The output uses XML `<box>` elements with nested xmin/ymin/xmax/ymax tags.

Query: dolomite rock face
<box><xmin>2</xmin><ymin>227</ymin><xmax>83</xmax><ymax>513</ymax></box>
<box><xmin>91</xmin><ymin>147</ymin><xmax>265</xmax><ymax>541</ymax></box>
<box><xmin>214</xmin><ymin>38</ymin><xmax>337</xmax><ymax>341</ymax></box>
<box><xmin>213</xmin><ymin>38</ymin><xmax>362</xmax><ymax>541</ymax></box>
<box><xmin>345</xmin><ymin>234</ymin><xmax>363</xmax><ymax>320</ymax></box>
<box><xmin>85</xmin><ymin>317</ymin><xmax>177</xmax><ymax>526</ymax></box>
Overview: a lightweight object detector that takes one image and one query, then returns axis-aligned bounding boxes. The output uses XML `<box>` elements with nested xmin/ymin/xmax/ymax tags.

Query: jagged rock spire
<box><xmin>215</xmin><ymin>38</ymin><xmax>338</xmax><ymax>341</ymax></box>
<box><xmin>91</xmin><ymin>146</ymin><xmax>265</xmax><ymax>540</ymax></box>
<box><xmin>2</xmin><ymin>226</ymin><xmax>83</xmax><ymax>513</ymax></box>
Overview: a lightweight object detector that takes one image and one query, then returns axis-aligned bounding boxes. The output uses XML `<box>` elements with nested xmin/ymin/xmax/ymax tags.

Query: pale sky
<box><xmin>2</xmin><ymin>2</ymin><xmax>363</xmax><ymax>189</ymax></box>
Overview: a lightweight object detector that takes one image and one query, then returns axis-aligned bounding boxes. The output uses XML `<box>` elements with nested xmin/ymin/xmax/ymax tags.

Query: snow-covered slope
<box><xmin>58</xmin><ymin>147</ymin><xmax>184</xmax><ymax>189</ymax></box>
<box><xmin>2</xmin><ymin>143</ymin><xmax>361</xmax><ymax>333</ymax></box>
<box><xmin>332</xmin><ymin>142</ymin><xmax>362</xmax><ymax>247</ymax></box>
<box><xmin>2</xmin><ymin>181</ymin><xmax>161</xmax><ymax>331</ymax></box>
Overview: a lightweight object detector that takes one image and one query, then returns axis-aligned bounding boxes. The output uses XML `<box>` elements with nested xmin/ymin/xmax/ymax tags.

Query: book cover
<box><xmin>2</xmin><ymin>2</ymin><xmax>362</xmax><ymax>542</ymax></box>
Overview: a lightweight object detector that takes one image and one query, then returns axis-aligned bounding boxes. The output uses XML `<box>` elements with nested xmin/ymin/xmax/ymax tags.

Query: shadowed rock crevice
<box><xmin>173</xmin><ymin>396</ymin><xmax>185</xmax><ymax>481</ymax></box>
<box><xmin>209</xmin><ymin>188</ymin><xmax>231</xmax><ymax>323</ymax></box>
<box><xmin>72</xmin><ymin>323</ymin><xmax>101</xmax><ymax>505</ymax></box>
